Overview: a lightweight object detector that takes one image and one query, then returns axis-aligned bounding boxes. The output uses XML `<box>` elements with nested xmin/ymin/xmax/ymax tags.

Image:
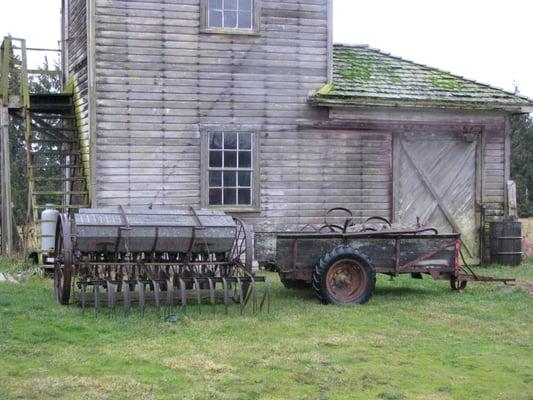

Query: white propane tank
<box><xmin>41</xmin><ymin>205</ymin><xmax>59</xmax><ymax>254</ymax></box>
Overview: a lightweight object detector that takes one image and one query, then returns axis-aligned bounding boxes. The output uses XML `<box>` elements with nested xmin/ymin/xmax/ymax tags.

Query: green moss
<box><xmin>316</xmin><ymin>83</ymin><xmax>333</xmax><ymax>95</ymax></box>
<box><xmin>67</xmin><ymin>80</ymin><xmax>91</xmax><ymax>205</ymax></box>
<box><xmin>339</xmin><ymin>64</ymin><xmax>370</xmax><ymax>80</ymax></box>
<box><xmin>430</xmin><ymin>74</ymin><xmax>464</xmax><ymax>90</ymax></box>
<box><xmin>390</xmin><ymin>76</ymin><xmax>403</xmax><ymax>84</ymax></box>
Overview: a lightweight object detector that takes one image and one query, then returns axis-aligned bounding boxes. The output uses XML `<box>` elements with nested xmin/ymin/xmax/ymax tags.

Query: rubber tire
<box><xmin>312</xmin><ymin>246</ymin><xmax>376</xmax><ymax>304</ymax></box>
<box><xmin>280</xmin><ymin>277</ymin><xmax>310</xmax><ymax>290</ymax></box>
<box><xmin>450</xmin><ymin>278</ymin><xmax>467</xmax><ymax>291</ymax></box>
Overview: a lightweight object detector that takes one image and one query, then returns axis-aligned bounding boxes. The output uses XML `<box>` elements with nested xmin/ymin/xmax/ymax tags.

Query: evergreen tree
<box><xmin>511</xmin><ymin>114</ymin><xmax>533</xmax><ymax>217</ymax></box>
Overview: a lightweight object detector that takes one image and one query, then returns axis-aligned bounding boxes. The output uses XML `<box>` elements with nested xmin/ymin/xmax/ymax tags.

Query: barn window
<box><xmin>200</xmin><ymin>0</ymin><xmax>261</xmax><ymax>34</ymax></box>
<box><xmin>205</xmin><ymin>132</ymin><xmax>258</xmax><ymax>209</ymax></box>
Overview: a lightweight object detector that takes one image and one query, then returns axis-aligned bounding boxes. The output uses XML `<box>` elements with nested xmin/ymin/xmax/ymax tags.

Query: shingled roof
<box><xmin>310</xmin><ymin>44</ymin><xmax>533</xmax><ymax>111</ymax></box>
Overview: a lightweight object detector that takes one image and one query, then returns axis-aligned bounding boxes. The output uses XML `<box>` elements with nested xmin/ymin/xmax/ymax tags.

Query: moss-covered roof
<box><xmin>311</xmin><ymin>44</ymin><xmax>533</xmax><ymax>110</ymax></box>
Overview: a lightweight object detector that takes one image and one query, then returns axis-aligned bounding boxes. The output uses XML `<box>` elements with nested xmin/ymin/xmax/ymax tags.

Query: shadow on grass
<box><xmin>373</xmin><ymin>285</ymin><xmax>439</xmax><ymax>300</ymax></box>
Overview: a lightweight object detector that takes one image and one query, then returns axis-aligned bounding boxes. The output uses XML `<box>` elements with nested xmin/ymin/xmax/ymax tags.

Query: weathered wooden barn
<box><xmin>60</xmin><ymin>0</ymin><xmax>533</xmax><ymax>263</ymax></box>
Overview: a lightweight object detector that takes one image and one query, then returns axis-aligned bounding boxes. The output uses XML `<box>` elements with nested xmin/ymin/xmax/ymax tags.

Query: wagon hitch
<box><xmin>451</xmin><ymin>246</ymin><xmax>516</xmax><ymax>290</ymax></box>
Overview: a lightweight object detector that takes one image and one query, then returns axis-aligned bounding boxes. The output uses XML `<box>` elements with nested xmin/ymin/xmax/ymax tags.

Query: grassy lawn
<box><xmin>0</xmin><ymin>259</ymin><xmax>531</xmax><ymax>400</ymax></box>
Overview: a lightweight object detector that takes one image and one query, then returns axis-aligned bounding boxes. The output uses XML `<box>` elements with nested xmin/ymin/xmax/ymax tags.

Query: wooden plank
<box><xmin>398</xmin><ymin>137</ymin><xmax>476</xmax><ymax>259</ymax></box>
<box><xmin>0</xmin><ymin>101</ymin><xmax>12</xmax><ymax>256</ymax></box>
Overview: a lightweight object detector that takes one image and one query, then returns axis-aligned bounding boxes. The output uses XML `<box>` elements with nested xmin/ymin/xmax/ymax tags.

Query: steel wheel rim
<box><xmin>326</xmin><ymin>259</ymin><xmax>367</xmax><ymax>302</ymax></box>
<box><xmin>230</xmin><ymin>217</ymin><xmax>252</xmax><ymax>272</ymax></box>
<box><xmin>54</xmin><ymin>214</ymin><xmax>73</xmax><ymax>305</ymax></box>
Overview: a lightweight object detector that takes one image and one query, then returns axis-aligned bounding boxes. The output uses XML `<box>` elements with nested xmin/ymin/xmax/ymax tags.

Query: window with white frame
<box><xmin>207</xmin><ymin>132</ymin><xmax>254</xmax><ymax>206</ymax></box>
<box><xmin>201</xmin><ymin>0</ymin><xmax>260</xmax><ymax>33</ymax></box>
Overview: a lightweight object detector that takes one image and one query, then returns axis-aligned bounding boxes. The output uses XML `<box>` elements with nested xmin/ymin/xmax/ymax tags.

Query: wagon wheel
<box><xmin>312</xmin><ymin>246</ymin><xmax>376</xmax><ymax>304</ymax></box>
<box><xmin>230</xmin><ymin>217</ymin><xmax>253</xmax><ymax>273</ymax></box>
<box><xmin>450</xmin><ymin>278</ymin><xmax>467</xmax><ymax>291</ymax></box>
<box><xmin>53</xmin><ymin>213</ymin><xmax>73</xmax><ymax>305</ymax></box>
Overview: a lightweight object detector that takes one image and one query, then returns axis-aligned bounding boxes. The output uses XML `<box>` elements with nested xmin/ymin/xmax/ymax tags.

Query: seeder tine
<box><xmin>106</xmin><ymin>280</ymin><xmax>116</xmax><ymax>315</ymax></box>
<box><xmin>123</xmin><ymin>281</ymin><xmax>131</xmax><ymax>315</ymax></box>
<box><xmin>153</xmin><ymin>280</ymin><xmax>161</xmax><ymax>316</ymax></box>
<box><xmin>222</xmin><ymin>277</ymin><xmax>229</xmax><ymax>314</ymax></box>
<box><xmin>94</xmin><ymin>283</ymin><xmax>100</xmax><ymax>317</ymax></box>
<box><xmin>251</xmin><ymin>277</ymin><xmax>258</xmax><ymax>314</ymax></box>
<box><xmin>193</xmin><ymin>278</ymin><xmax>201</xmax><ymax>313</ymax></box>
<box><xmin>237</xmin><ymin>277</ymin><xmax>244</xmax><ymax>315</ymax></box>
<box><xmin>260</xmin><ymin>277</ymin><xmax>270</xmax><ymax>313</ymax></box>
<box><xmin>179</xmin><ymin>278</ymin><xmax>187</xmax><ymax>314</ymax></box>
<box><xmin>208</xmin><ymin>277</ymin><xmax>216</xmax><ymax>312</ymax></box>
<box><xmin>166</xmin><ymin>278</ymin><xmax>174</xmax><ymax>311</ymax></box>
<box><xmin>80</xmin><ymin>282</ymin><xmax>87</xmax><ymax>313</ymax></box>
<box><xmin>138</xmin><ymin>281</ymin><xmax>145</xmax><ymax>317</ymax></box>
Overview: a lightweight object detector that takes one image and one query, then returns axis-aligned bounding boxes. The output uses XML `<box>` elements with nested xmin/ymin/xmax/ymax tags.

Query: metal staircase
<box><xmin>0</xmin><ymin>37</ymin><xmax>89</xmax><ymax>260</ymax></box>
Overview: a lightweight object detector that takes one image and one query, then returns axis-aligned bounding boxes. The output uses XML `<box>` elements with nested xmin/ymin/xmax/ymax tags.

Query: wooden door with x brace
<box><xmin>394</xmin><ymin>131</ymin><xmax>481</xmax><ymax>263</ymax></box>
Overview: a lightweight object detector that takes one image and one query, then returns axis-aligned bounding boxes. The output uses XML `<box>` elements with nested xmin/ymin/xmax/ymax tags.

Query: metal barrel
<box><xmin>490</xmin><ymin>220</ymin><xmax>522</xmax><ymax>266</ymax></box>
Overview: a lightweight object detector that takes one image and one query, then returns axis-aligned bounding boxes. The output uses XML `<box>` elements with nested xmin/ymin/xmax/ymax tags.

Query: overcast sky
<box><xmin>1</xmin><ymin>0</ymin><xmax>532</xmax><ymax>98</ymax></box>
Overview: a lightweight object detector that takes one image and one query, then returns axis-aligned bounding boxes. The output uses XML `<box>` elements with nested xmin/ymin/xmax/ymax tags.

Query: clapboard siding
<box><xmin>66</xmin><ymin>0</ymin><xmax>91</xmax><ymax>183</ymax></box>
<box><xmin>329</xmin><ymin>108</ymin><xmax>508</xmax><ymax>216</ymax></box>
<box><xmin>251</xmin><ymin>129</ymin><xmax>391</xmax><ymax>230</ymax></box>
<box><xmin>482</xmin><ymin>122</ymin><xmax>506</xmax><ymax>217</ymax></box>
<box><xmin>92</xmin><ymin>0</ymin><xmax>331</xmax><ymax>225</ymax></box>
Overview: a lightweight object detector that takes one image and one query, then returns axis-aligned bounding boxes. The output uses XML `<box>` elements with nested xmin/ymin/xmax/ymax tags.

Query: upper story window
<box><xmin>201</xmin><ymin>0</ymin><xmax>261</xmax><ymax>34</ymax></box>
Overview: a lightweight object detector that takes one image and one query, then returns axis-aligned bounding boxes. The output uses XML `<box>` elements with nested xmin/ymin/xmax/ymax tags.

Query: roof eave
<box><xmin>308</xmin><ymin>95</ymin><xmax>533</xmax><ymax>113</ymax></box>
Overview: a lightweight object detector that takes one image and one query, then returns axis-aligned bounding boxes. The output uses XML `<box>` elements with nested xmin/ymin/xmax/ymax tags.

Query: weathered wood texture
<box><xmin>65</xmin><ymin>1</ymin><xmax>510</xmax><ymax>260</ymax></box>
<box><xmin>65</xmin><ymin>0</ymin><xmax>91</xmax><ymax>185</ymax></box>
<box><xmin>396</xmin><ymin>131</ymin><xmax>479</xmax><ymax>260</ymax></box>
<box><xmin>259</xmin><ymin>129</ymin><xmax>392</xmax><ymax>227</ymax></box>
<box><xmin>329</xmin><ymin>108</ymin><xmax>509</xmax><ymax>262</ymax></box>
<box><xmin>263</xmin><ymin>233</ymin><xmax>458</xmax><ymax>282</ymax></box>
<box><xmin>329</xmin><ymin>109</ymin><xmax>508</xmax><ymax>216</ymax></box>
<box><xmin>91</xmin><ymin>0</ymin><xmax>334</xmax><ymax>231</ymax></box>
<box><xmin>0</xmin><ymin>102</ymin><xmax>13</xmax><ymax>255</ymax></box>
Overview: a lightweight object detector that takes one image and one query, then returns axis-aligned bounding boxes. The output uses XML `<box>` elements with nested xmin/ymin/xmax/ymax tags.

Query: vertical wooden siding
<box><xmin>66</xmin><ymin>0</ymin><xmax>91</xmax><ymax>184</ymax></box>
<box><xmin>93</xmin><ymin>0</ymin><xmax>340</xmax><ymax>231</ymax></box>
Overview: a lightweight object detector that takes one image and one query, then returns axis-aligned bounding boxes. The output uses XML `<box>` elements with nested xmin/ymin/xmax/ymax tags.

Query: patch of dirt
<box><xmin>501</xmin><ymin>280</ymin><xmax>533</xmax><ymax>295</ymax></box>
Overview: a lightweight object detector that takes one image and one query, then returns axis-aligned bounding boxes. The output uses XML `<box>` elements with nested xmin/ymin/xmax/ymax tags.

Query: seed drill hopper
<box><xmin>53</xmin><ymin>207</ymin><xmax>270</xmax><ymax>315</ymax></box>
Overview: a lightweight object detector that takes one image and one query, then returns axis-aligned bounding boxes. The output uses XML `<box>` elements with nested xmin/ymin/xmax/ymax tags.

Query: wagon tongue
<box><xmin>53</xmin><ymin>208</ymin><xmax>270</xmax><ymax>315</ymax></box>
<box><xmin>456</xmin><ymin>272</ymin><xmax>515</xmax><ymax>285</ymax></box>
<box><xmin>454</xmin><ymin>253</ymin><xmax>516</xmax><ymax>288</ymax></box>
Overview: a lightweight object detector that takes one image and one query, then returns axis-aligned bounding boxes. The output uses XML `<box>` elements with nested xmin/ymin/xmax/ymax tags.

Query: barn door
<box><xmin>395</xmin><ymin>131</ymin><xmax>480</xmax><ymax>262</ymax></box>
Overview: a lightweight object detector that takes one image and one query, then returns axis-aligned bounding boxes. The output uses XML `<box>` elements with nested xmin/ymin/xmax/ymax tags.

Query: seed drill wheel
<box><xmin>312</xmin><ymin>246</ymin><xmax>375</xmax><ymax>304</ymax></box>
<box><xmin>228</xmin><ymin>217</ymin><xmax>254</xmax><ymax>304</ymax></box>
<box><xmin>53</xmin><ymin>213</ymin><xmax>73</xmax><ymax>305</ymax></box>
<box><xmin>230</xmin><ymin>217</ymin><xmax>253</xmax><ymax>272</ymax></box>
